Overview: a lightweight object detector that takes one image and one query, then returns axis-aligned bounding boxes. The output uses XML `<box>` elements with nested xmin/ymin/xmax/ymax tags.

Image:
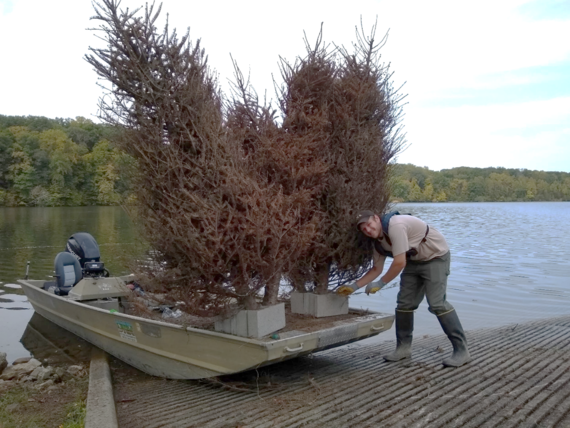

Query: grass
<box><xmin>0</xmin><ymin>386</ymin><xmax>41</xmax><ymax>428</ymax></box>
<box><xmin>0</xmin><ymin>378</ymin><xmax>88</xmax><ymax>428</ymax></box>
<box><xmin>60</xmin><ymin>398</ymin><xmax>87</xmax><ymax>428</ymax></box>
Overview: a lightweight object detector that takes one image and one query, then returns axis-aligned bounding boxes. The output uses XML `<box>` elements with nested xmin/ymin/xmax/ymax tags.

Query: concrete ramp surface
<box><xmin>112</xmin><ymin>316</ymin><xmax>570</xmax><ymax>427</ymax></box>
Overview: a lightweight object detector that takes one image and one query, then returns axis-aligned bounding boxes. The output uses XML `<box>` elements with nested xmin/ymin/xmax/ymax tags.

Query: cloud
<box><xmin>387</xmin><ymin>2</ymin><xmax>570</xmax><ymax>101</ymax></box>
<box><xmin>518</xmin><ymin>0</ymin><xmax>570</xmax><ymax>21</ymax></box>
<box><xmin>386</xmin><ymin>0</ymin><xmax>570</xmax><ymax>172</ymax></box>
<box><xmin>0</xmin><ymin>1</ymin><xmax>100</xmax><ymax>118</ymax></box>
<box><xmin>1</xmin><ymin>0</ymin><xmax>13</xmax><ymax>15</ymax></box>
<box><xmin>400</xmin><ymin>97</ymin><xmax>570</xmax><ymax>171</ymax></box>
<box><xmin>0</xmin><ymin>0</ymin><xmax>568</xmax><ymax>171</ymax></box>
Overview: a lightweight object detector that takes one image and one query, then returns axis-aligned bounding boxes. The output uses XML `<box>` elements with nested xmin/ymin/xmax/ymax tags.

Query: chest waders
<box><xmin>378</xmin><ymin>214</ymin><xmax>421</xmax><ymax>363</ymax></box>
<box><xmin>377</xmin><ymin>215</ymin><xmax>470</xmax><ymax>367</ymax></box>
<box><xmin>437</xmin><ymin>310</ymin><xmax>471</xmax><ymax>367</ymax></box>
<box><xmin>383</xmin><ymin>310</ymin><xmax>414</xmax><ymax>362</ymax></box>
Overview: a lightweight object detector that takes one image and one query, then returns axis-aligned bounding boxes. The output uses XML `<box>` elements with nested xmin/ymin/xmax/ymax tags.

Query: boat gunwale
<box><xmin>17</xmin><ymin>278</ymin><xmax>391</xmax><ymax>348</ymax></box>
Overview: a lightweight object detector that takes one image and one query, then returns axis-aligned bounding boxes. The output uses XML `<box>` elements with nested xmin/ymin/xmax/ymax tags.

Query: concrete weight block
<box><xmin>290</xmin><ymin>292</ymin><xmax>349</xmax><ymax>318</ymax></box>
<box><xmin>215</xmin><ymin>303</ymin><xmax>285</xmax><ymax>338</ymax></box>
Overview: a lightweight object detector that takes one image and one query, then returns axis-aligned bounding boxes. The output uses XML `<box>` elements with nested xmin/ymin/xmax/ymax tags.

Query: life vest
<box><xmin>373</xmin><ymin>211</ymin><xmax>429</xmax><ymax>259</ymax></box>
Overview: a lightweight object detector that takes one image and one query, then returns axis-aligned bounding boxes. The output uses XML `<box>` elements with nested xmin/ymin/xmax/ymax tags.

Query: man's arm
<box><xmin>337</xmin><ymin>251</ymin><xmax>387</xmax><ymax>295</ymax></box>
<box><xmin>380</xmin><ymin>252</ymin><xmax>406</xmax><ymax>283</ymax></box>
<box><xmin>355</xmin><ymin>255</ymin><xmax>386</xmax><ymax>288</ymax></box>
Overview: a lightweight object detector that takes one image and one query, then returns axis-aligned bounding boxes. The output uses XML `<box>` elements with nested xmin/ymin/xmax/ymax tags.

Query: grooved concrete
<box><xmin>85</xmin><ymin>347</ymin><xmax>118</xmax><ymax>428</ymax></box>
<box><xmin>113</xmin><ymin>316</ymin><xmax>570</xmax><ymax>427</ymax></box>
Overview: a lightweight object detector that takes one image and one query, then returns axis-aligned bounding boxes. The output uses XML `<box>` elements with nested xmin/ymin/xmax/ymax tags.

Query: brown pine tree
<box><xmin>86</xmin><ymin>0</ymin><xmax>321</xmax><ymax>314</ymax></box>
<box><xmin>86</xmin><ymin>1</ymin><xmax>405</xmax><ymax>317</ymax></box>
<box><xmin>278</xmin><ymin>24</ymin><xmax>406</xmax><ymax>292</ymax></box>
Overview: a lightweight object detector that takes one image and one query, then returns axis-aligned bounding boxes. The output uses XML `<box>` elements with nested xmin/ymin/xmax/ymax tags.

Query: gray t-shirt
<box><xmin>373</xmin><ymin>215</ymin><xmax>449</xmax><ymax>262</ymax></box>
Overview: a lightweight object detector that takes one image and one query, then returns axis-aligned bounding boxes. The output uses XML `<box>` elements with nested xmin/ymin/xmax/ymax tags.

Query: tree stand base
<box><xmin>290</xmin><ymin>292</ymin><xmax>349</xmax><ymax>318</ymax></box>
<box><xmin>214</xmin><ymin>303</ymin><xmax>286</xmax><ymax>338</ymax></box>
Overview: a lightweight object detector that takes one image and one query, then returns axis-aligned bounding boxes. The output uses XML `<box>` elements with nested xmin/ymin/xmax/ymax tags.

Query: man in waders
<box><xmin>337</xmin><ymin>210</ymin><xmax>471</xmax><ymax>367</ymax></box>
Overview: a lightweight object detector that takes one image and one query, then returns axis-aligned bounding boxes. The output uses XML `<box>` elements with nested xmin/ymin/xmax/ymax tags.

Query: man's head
<box><xmin>355</xmin><ymin>210</ymin><xmax>382</xmax><ymax>238</ymax></box>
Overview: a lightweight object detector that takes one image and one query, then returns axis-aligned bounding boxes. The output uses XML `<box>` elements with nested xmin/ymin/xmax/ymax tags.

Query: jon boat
<box><xmin>18</xmin><ymin>233</ymin><xmax>394</xmax><ymax>380</ymax></box>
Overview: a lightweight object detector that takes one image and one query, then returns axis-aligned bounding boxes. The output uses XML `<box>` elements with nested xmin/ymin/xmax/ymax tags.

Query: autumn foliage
<box><xmin>86</xmin><ymin>0</ymin><xmax>405</xmax><ymax>316</ymax></box>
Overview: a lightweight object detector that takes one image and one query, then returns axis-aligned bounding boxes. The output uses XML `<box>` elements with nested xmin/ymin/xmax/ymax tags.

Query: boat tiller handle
<box><xmin>285</xmin><ymin>344</ymin><xmax>304</xmax><ymax>353</ymax></box>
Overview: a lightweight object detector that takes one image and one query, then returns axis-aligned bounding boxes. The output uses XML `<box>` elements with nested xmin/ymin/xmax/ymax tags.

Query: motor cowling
<box><xmin>65</xmin><ymin>232</ymin><xmax>107</xmax><ymax>277</ymax></box>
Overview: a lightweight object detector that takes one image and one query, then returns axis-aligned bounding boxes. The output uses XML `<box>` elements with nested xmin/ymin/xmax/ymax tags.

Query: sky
<box><xmin>0</xmin><ymin>0</ymin><xmax>569</xmax><ymax>172</ymax></box>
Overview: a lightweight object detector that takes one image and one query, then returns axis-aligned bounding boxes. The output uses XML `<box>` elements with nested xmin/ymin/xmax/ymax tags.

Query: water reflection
<box><xmin>0</xmin><ymin>206</ymin><xmax>139</xmax><ymax>284</ymax></box>
<box><xmin>20</xmin><ymin>313</ymin><xmax>93</xmax><ymax>367</ymax></box>
<box><xmin>0</xmin><ymin>293</ymin><xmax>33</xmax><ymax>362</ymax></box>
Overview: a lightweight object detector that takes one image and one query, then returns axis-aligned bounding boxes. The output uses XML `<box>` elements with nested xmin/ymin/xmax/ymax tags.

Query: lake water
<box><xmin>1</xmin><ymin>202</ymin><xmax>569</xmax><ymax>362</ymax></box>
<box><xmin>0</xmin><ymin>206</ymin><xmax>138</xmax><ymax>362</ymax></box>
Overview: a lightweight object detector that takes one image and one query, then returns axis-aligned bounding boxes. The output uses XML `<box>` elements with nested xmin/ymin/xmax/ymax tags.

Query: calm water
<box><xmin>351</xmin><ymin>201</ymin><xmax>570</xmax><ymax>345</ymax></box>
<box><xmin>1</xmin><ymin>203</ymin><xmax>569</xmax><ymax>362</ymax></box>
<box><xmin>0</xmin><ymin>206</ymin><xmax>139</xmax><ymax>362</ymax></box>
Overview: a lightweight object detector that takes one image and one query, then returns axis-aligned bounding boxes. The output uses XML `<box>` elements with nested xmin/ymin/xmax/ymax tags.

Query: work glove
<box><xmin>365</xmin><ymin>279</ymin><xmax>387</xmax><ymax>295</ymax></box>
<box><xmin>336</xmin><ymin>281</ymin><xmax>359</xmax><ymax>296</ymax></box>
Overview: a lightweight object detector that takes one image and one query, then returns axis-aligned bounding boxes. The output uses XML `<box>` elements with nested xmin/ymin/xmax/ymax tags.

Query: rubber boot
<box><xmin>437</xmin><ymin>310</ymin><xmax>471</xmax><ymax>367</ymax></box>
<box><xmin>383</xmin><ymin>310</ymin><xmax>413</xmax><ymax>362</ymax></box>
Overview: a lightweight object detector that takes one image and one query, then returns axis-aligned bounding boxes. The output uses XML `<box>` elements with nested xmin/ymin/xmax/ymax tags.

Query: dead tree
<box><xmin>278</xmin><ymin>23</ymin><xmax>406</xmax><ymax>292</ymax></box>
<box><xmin>86</xmin><ymin>0</ymin><xmax>405</xmax><ymax>315</ymax></box>
<box><xmin>226</xmin><ymin>60</ymin><xmax>325</xmax><ymax>304</ymax></box>
<box><xmin>86</xmin><ymin>0</ymin><xmax>318</xmax><ymax>313</ymax></box>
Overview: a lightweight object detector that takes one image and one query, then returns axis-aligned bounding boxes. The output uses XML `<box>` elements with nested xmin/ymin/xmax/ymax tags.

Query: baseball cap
<box><xmin>355</xmin><ymin>210</ymin><xmax>375</xmax><ymax>229</ymax></box>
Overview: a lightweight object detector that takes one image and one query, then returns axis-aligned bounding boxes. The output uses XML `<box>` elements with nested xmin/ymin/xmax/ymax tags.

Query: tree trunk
<box><xmin>262</xmin><ymin>275</ymin><xmax>280</xmax><ymax>306</ymax></box>
<box><xmin>290</xmin><ymin>269</ymin><xmax>307</xmax><ymax>293</ymax></box>
<box><xmin>241</xmin><ymin>294</ymin><xmax>258</xmax><ymax>310</ymax></box>
<box><xmin>314</xmin><ymin>263</ymin><xmax>330</xmax><ymax>294</ymax></box>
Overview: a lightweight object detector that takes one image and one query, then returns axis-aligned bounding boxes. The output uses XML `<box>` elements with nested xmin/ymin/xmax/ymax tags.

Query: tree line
<box><xmin>0</xmin><ymin>114</ymin><xmax>136</xmax><ymax>206</ymax></box>
<box><xmin>391</xmin><ymin>163</ymin><xmax>570</xmax><ymax>202</ymax></box>
<box><xmin>1</xmin><ymin>115</ymin><xmax>568</xmax><ymax>207</ymax></box>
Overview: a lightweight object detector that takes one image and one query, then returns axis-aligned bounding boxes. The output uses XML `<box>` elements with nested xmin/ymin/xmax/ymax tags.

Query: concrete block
<box><xmin>85</xmin><ymin>348</ymin><xmax>118</xmax><ymax>428</ymax></box>
<box><xmin>290</xmin><ymin>292</ymin><xmax>306</xmax><ymax>314</ymax></box>
<box><xmin>290</xmin><ymin>292</ymin><xmax>349</xmax><ymax>318</ymax></box>
<box><xmin>214</xmin><ymin>303</ymin><xmax>285</xmax><ymax>338</ymax></box>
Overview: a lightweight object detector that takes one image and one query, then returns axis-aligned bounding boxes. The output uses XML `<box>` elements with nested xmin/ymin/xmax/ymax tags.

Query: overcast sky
<box><xmin>1</xmin><ymin>0</ymin><xmax>569</xmax><ymax>172</ymax></box>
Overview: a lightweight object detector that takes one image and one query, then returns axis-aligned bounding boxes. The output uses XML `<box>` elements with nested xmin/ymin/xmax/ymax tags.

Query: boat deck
<box><xmin>109</xmin><ymin>315</ymin><xmax>570</xmax><ymax>427</ymax></box>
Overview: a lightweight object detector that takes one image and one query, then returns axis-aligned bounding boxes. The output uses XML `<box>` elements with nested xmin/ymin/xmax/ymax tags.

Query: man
<box><xmin>337</xmin><ymin>210</ymin><xmax>470</xmax><ymax>367</ymax></box>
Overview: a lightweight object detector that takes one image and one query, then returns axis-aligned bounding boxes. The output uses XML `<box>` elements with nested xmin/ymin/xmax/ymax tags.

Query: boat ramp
<box><xmin>87</xmin><ymin>315</ymin><xmax>570</xmax><ymax>427</ymax></box>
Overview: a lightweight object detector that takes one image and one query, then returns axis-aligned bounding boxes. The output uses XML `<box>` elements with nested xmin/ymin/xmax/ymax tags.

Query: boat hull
<box><xmin>19</xmin><ymin>280</ymin><xmax>394</xmax><ymax>379</ymax></box>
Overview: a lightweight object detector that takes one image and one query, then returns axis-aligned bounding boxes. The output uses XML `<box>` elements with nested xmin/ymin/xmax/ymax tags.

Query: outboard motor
<box><xmin>65</xmin><ymin>232</ymin><xmax>108</xmax><ymax>278</ymax></box>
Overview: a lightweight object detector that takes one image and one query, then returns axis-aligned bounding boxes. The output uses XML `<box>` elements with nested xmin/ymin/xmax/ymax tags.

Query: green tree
<box><xmin>66</xmin><ymin>116</ymin><xmax>114</xmax><ymax>150</ymax></box>
<box><xmin>0</xmin><ymin>129</ymin><xmax>15</xmax><ymax>188</ymax></box>
<box><xmin>449</xmin><ymin>178</ymin><xmax>468</xmax><ymax>201</ymax></box>
<box><xmin>434</xmin><ymin>189</ymin><xmax>447</xmax><ymax>202</ymax></box>
<box><xmin>38</xmin><ymin>129</ymin><xmax>81</xmax><ymax>205</ymax></box>
<box><xmin>83</xmin><ymin>140</ymin><xmax>125</xmax><ymax>205</ymax></box>
<box><xmin>8</xmin><ymin>142</ymin><xmax>36</xmax><ymax>202</ymax></box>
<box><xmin>422</xmin><ymin>180</ymin><xmax>434</xmax><ymax>201</ymax></box>
<box><xmin>486</xmin><ymin>173</ymin><xmax>515</xmax><ymax>201</ymax></box>
<box><xmin>391</xmin><ymin>177</ymin><xmax>411</xmax><ymax>200</ymax></box>
<box><xmin>525</xmin><ymin>178</ymin><xmax>537</xmax><ymax>201</ymax></box>
<box><xmin>536</xmin><ymin>179</ymin><xmax>551</xmax><ymax>200</ymax></box>
<box><xmin>467</xmin><ymin>176</ymin><xmax>485</xmax><ymax>201</ymax></box>
<box><xmin>408</xmin><ymin>178</ymin><xmax>423</xmax><ymax>201</ymax></box>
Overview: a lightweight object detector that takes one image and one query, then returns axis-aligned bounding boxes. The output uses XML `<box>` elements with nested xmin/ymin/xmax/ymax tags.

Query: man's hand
<box><xmin>336</xmin><ymin>281</ymin><xmax>359</xmax><ymax>296</ymax></box>
<box><xmin>365</xmin><ymin>279</ymin><xmax>387</xmax><ymax>295</ymax></box>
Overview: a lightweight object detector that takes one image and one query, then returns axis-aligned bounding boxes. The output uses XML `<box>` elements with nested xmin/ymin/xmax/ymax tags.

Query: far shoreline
<box><xmin>0</xmin><ymin>199</ymin><xmax>569</xmax><ymax>209</ymax></box>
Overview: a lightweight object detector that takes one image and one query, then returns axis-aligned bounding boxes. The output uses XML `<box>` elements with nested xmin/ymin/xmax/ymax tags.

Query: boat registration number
<box><xmin>116</xmin><ymin>320</ymin><xmax>138</xmax><ymax>342</ymax></box>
